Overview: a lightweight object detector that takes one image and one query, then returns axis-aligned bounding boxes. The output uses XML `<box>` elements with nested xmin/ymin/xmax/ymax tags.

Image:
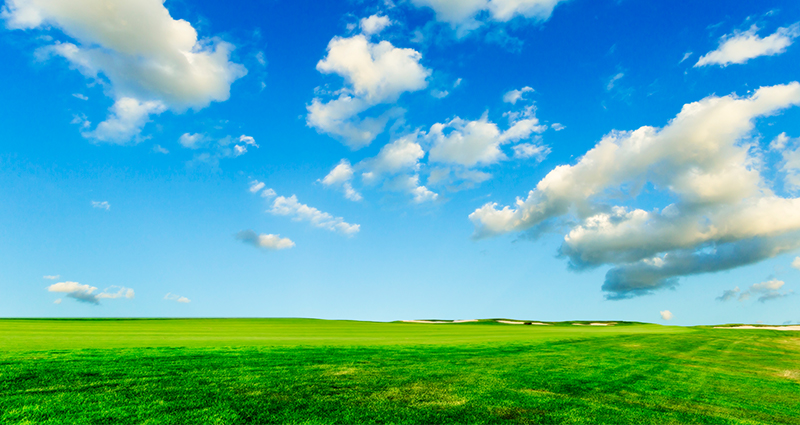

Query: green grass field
<box><xmin>1</xmin><ymin>319</ymin><xmax>798</xmax><ymax>424</ymax></box>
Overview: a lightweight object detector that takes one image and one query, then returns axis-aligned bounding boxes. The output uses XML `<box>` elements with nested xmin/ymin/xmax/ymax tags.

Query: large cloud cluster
<box><xmin>307</xmin><ymin>19</ymin><xmax>431</xmax><ymax>149</ymax></box>
<box><xmin>2</xmin><ymin>0</ymin><xmax>247</xmax><ymax>143</ymax></box>
<box><xmin>469</xmin><ymin>83</ymin><xmax>800</xmax><ymax>299</ymax></box>
<box><xmin>47</xmin><ymin>281</ymin><xmax>134</xmax><ymax>304</ymax></box>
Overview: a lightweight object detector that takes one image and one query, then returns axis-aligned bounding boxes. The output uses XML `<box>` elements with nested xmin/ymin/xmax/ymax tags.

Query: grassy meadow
<box><xmin>1</xmin><ymin>319</ymin><xmax>798</xmax><ymax>424</ymax></box>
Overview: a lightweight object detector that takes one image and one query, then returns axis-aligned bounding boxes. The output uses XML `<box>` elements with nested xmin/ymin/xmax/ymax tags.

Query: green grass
<box><xmin>1</xmin><ymin>319</ymin><xmax>798</xmax><ymax>424</ymax></box>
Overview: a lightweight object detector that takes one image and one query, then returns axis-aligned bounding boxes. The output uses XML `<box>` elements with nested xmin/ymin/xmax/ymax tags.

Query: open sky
<box><xmin>2</xmin><ymin>0</ymin><xmax>800</xmax><ymax>325</ymax></box>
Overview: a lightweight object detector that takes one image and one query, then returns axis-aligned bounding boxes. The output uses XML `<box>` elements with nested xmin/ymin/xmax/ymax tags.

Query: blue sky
<box><xmin>2</xmin><ymin>0</ymin><xmax>800</xmax><ymax>325</ymax></box>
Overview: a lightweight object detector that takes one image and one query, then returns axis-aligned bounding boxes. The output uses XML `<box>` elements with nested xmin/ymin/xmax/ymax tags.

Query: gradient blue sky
<box><xmin>2</xmin><ymin>0</ymin><xmax>800</xmax><ymax>325</ymax></box>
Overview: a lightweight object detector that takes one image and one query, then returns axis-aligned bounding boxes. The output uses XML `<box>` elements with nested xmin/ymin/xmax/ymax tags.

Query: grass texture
<box><xmin>1</xmin><ymin>319</ymin><xmax>798</xmax><ymax>424</ymax></box>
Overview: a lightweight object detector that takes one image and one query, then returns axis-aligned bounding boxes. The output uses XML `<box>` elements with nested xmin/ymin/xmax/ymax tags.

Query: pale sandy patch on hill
<box><xmin>714</xmin><ymin>325</ymin><xmax>800</xmax><ymax>331</ymax></box>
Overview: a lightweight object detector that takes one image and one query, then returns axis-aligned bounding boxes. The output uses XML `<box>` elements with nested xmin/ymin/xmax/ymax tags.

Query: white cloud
<box><xmin>428</xmin><ymin>109</ymin><xmax>546</xmax><ymax>167</ymax></box>
<box><xmin>3</xmin><ymin>0</ymin><xmax>247</xmax><ymax>142</ymax></box>
<box><xmin>409</xmin><ymin>0</ymin><xmax>569</xmax><ymax>36</ymax></box>
<box><xmin>164</xmin><ymin>292</ymin><xmax>190</xmax><ymax>303</ymax></box>
<box><xmin>179</xmin><ymin>133</ymin><xmax>206</xmax><ymax>149</ymax></box>
<box><xmin>152</xmin><ymin>144</ymin><xmax>169</xmax><ymax>154</ymax></box>
<box><xmin>679</xmin><ymin>51</ymin><xmax>693</xmax><ymax>64</ymax></box>
<box><xmin>236</xmin><ymin>230</ymin><xmax>295</xmax><ymax>250</ymax></box>
<box><xmin>47</xmin><ymin>281</ymin><xmax>134</xmax><ymax>304</ymax></box>
<box><xmin>503</xmin><ymin>86</ymin><xmax>533</xmax><ymax>104</ymax></box>
<box><xmin>361</xmin><ymin>134</ymin><xmax>425</xmax><ymax>181</ymax></box>
<box><xmin>91</xmin><ymin>200</ymin><xmax>110</xmax><ymax>210</ymax></box>
<box><xmin>43</xmin><ymin>275</ymin><xmax>60</xmax><ymax>280</ymax></box>
<box><xmin>660</xmin><ymin>310</ymin><xmax>673</xmax><ymax>320</ymax></box>
<box><xmin>320</xmin><ymin>160</ymin><xmax>363</xmax><ymax>201</ymax></box>
<box><xmin>606</xmin><ymin>72</ymin><xmax>624</xmax><ymax>91</ymax></box>
<box><xmin>321</xmin><ymin>135</ymin><xmax>432</xmax><ymax>202</ymax></box>
<box><xmin>82</xmin><ymin>97</ymin><xmax>166</xmax><ymax>144</ymax></box>
<box><xmin>95</xmin><ymin>285</ymin><xmax>135</xmax><ymax>300</ymax></box>
<box><xmin>696</xmin><ymin>23</ymin><xmax>799</xmax><ymax>67</ymax></box>
<box><xmin>261</xmin><ymin>188</ymin><xmax>277</xmax><ymax>199</ymax></box>
<box><xmin>512</xmin><ymin>142</ymin><xmax>550</xmax><ymax>161</ymax></box>
<box><xmin>249</xmin><ymin>180</ymin><xmax>266</xmax><ymax>193</ymax></box>
<box><xmin>321</xmin><ymin>160</ymin><xmax>356</xmax><ymax>186</ymax></box>
<box><xmin>72</xmin><ymin>93</ymin><xmax>88</xmax><ymax>100</ymax></box>
<box><xmin>360</xmin><ymin>14</ymin><xmax>392</xmax><ymax>36</ymax></box>
<box><xmin>307</xmin><ymin>34</ymin><xmax>430</xmax><ymax>149</ymax></box>
<box><xmin>268</xmin><ymin>194</ymin><xmax>360</xmax><ymax>236</ymax></box>
<box><xmin>792</xmin><ymin>256</ymin><xmax>800</xmax><ymax>270</ymax></box>
<box><xmin>53</xmin><ymin>298</ymin><xmax>62</xmax><ymax>304</ymax></box>
<box><xmin>469</xmin><ymin>82</ymin><xmax>800</xmax><ymax>299</ymax></box>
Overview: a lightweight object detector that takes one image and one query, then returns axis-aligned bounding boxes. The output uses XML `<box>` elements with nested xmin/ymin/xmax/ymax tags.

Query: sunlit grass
<box><xmin>1</xmin><ymin>319</ymin><xmax>797</xmax><ymax>424</ymax></box>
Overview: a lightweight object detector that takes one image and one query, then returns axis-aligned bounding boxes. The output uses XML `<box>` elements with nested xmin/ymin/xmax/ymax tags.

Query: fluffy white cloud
<box><xmin>696</xmin><ymin>23</ymin><xmax>799</xmax><ymax>67</ymax></box>
<box><xmin>409</xmin><ymin>0</ymin><xmax>569</xmax><ymax>36</ymax></box>
<box><xmin>320</xmin><ymin>160</ymin><xmax>362</xmax><ymax>201</ymax></box>
<box><xmin>307</xmin><ymin>34</ymin><xmax>430</xmax><ymax>149</ymax></box>
<box><xmin>792</xmin><ymin>257</ymin><xmax>800</xmax><ymax>270</ymax></box>
<box><xmin>660</xmin><ymin>310</ymin><xmax>673</xmax><ymax>320</ymax></box>
<box><xmin>164</xmin><ymin>292</ymin><xmax>190</xmax><ymax>303</ymax></box>
<box><xmin>428</xmin><ymin>109</ymin><xmax>546</xmax><ymax>167</ymax></box>
<box><xmin>236</xmin><ymin>230</ymin><xmax>295</xmax><ymax>250</ymax></box>
<box><xmin>503</xmin><ymin>86</ymin><xmax>533</xmax><ymax>104</ymax></box>
<box><xmin>361</xmin><ymin>134</ymin><xmax>425</xmax><ymax>181</ymax></box>
<box><xmin>360</xmin><ymin>14</ymin><xmax>392</xmax><ymax>36</ymax></box>
<box><xmin>249</xmin><ymin>180</ymin><xmax>266</xmax><ymax>193</ymax></box>
<box><xmin>321</xmin><ymin>135</ymin><xmax>435</xmax><ymax>203</ymax></box>
<box><xmin>3</xmin><ymin>0</ymin><xmax>247</xmax><ymax>143</ymax></box>
<box><xmin>47</xmin><ymin>281</ymin><xmax>134</xmax><ymax>304</ymax></box>
<box><xmin>91</xmin><ymin>201</ymin><xmax>110</xmax><ymax>210</ymax></box>
<box><xmin>82</xmin><ymin>97</ymin><xmax>166</xmax><ymax>144</ymax></box>
<box><xmin>268</xmin><ymin>194</ymin><xmax>360</xmax><ymax>236</ymax></box>
<box><xmin>469</xmin><ymin>83</ymin><xmax>800</xmax><ymax>299</ymax></box>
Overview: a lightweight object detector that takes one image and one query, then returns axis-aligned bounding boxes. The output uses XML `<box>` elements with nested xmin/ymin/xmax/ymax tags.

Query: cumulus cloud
<box><xmin>660</xmin><ymin>310</ymin><xmax>673</xmax><ymax>320</ymax></box>
<box><xmin>267</xmin><ymin>193</ymin><xmax>360</xmax><ymax>236</ymax></box>
<box><xmin>91</xmin><ymin>201</ymin><xmax>110</xmax><ymax>210</ymax></box>
<box><xmin>164</xmin><ymin>292</ymin><xmax>190</xmax><ymax>303</ymax></box>
<box><xmin>512</xmin><ymin>142</ymin><xmax>550</xmax><ymax>161</ymax></box>
<box><xmin>409</xmin><ymin>0</ymin><xmax>569</xmax><ymax>36</ymax></box>
<box><xmin>320</xmin><ymin>135</ymin><xmax>437</xmax><ymax>203</ymax></box>
<box><xmin>503</xmin><ymin>86</ymin><xmax>534</xmax><ymax>104</ymax></box>
<box><xmin>428</xmin><ymin>108</ymin><xmax>546</xmax><ymax>167</ymax></box>
<box><xmin>696</xmin><ymin>23</ymin><xmax>799</xmax><ymax>67</ymax></box>
<box><xmin>360</xmin><ymin>14</ymin><xmax>392</xmax><ymax>36</ymax></box>
<box><xmin>236</xmin><ymin>230</ymin><xmax>295</xmax><ymax>250</ymax></box>
<box><xmin>307</xmin><ymin>34</ymin><xmax>430</xmax><ymax>149</ymax></box>
<box><xmin>469</xmin><ymin>82</ymin><xmax>800</xmax><ymax>299</ymax></box>
<box><xmin>792</xmin><ymin>256</ymin><xmax>800</xmax><ymax>270</ymax></box>
<box><xmin>47</xmin><ymin>281</ymin><xmax>134</xmax><ymax>304</ymax></box>
<box><xmin>3</xmin><ymin>0</ymin><xmax>247</xmax><ymax>143</ymax></box>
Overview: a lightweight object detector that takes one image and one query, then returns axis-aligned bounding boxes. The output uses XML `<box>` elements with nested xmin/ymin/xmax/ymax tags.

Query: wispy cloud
<box><xmin>91</xmin><ymin>201</ymin><xmax>110</xmax><ymax>211</ymax></box>
<box><xmin>696</xmin><ymin>23</ymin><xmax>799</xmax><ymax>67</ymax></box>
<box><xmin>164</xmin><ymin>293</ymin><xmax>191</xmax><ymax>303</ymax></box>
